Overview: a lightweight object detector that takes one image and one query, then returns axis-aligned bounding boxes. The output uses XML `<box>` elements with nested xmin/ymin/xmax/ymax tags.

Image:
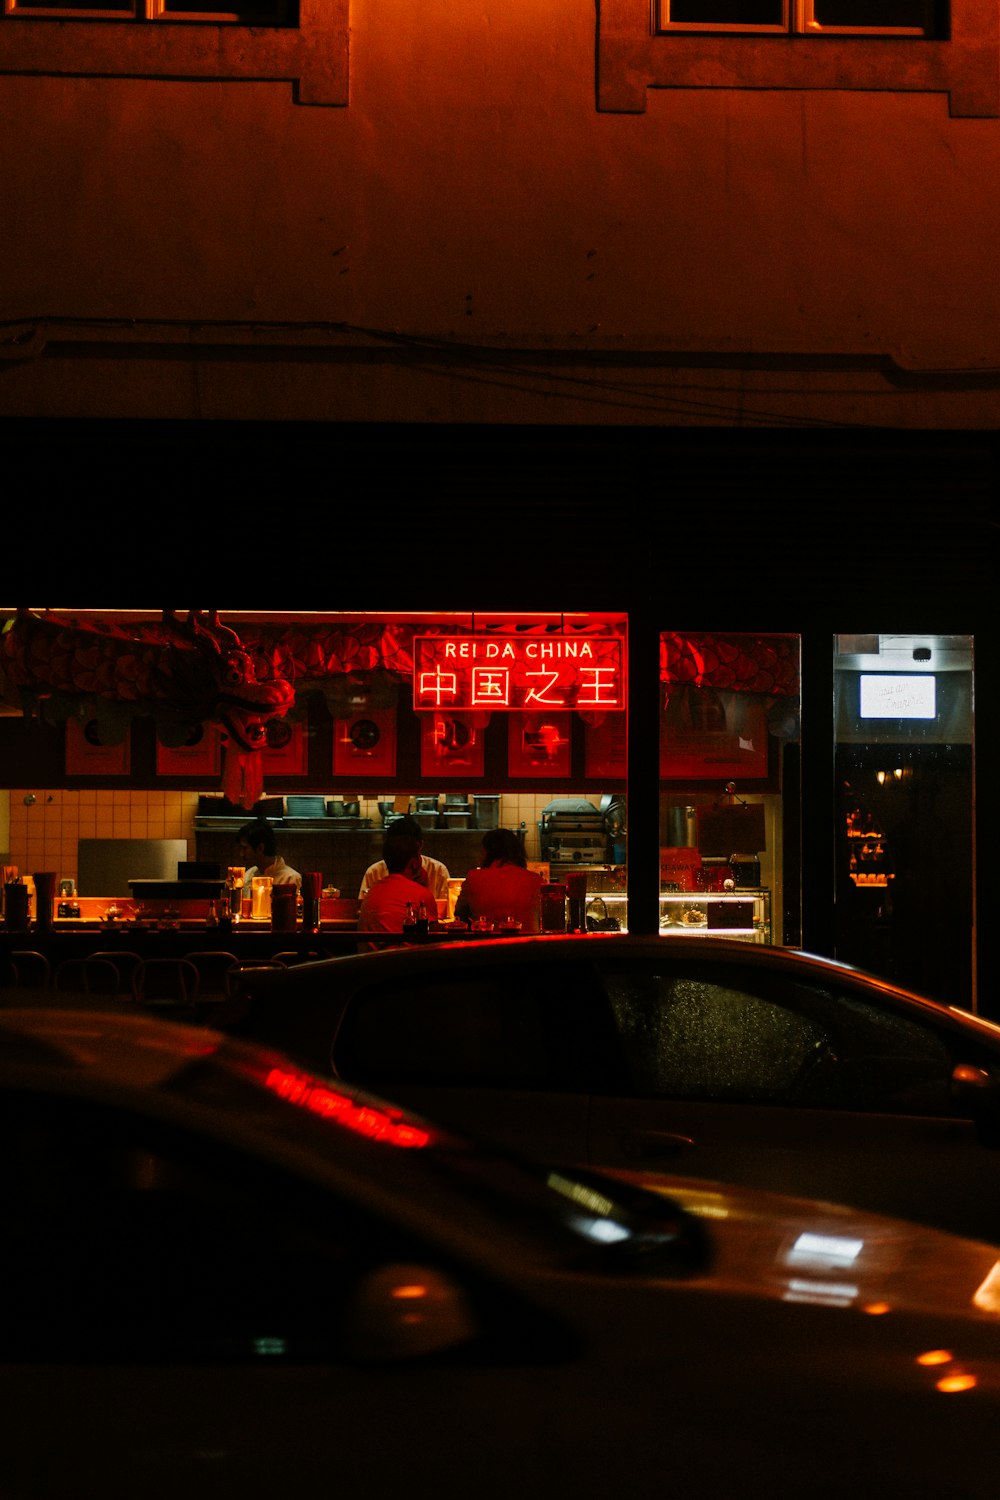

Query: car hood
<box><xmin>605</xmin><ymin>1166</ymin><xmax>1000</xmax><ymax>1326</ymax></box>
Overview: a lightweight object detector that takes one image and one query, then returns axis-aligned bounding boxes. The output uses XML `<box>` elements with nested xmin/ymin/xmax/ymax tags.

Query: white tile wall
<box><xmin>4</xmin><ymin>789</ymin><xmax>602</xmax><ymax>885</ymax></box>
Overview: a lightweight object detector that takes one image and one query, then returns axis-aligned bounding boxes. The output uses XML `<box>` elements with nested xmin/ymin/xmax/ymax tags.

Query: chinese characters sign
<box><xmin>413</xmin><ymin>635</ymin><xmax>625</xmax><ymax>713</ymax></box>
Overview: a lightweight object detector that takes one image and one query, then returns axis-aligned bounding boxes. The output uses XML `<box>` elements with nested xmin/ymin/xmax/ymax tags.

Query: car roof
<box><xmin>235</xmin><ymin>934</ymin><xmax>988</xmax><ymax>1035</ymax></box>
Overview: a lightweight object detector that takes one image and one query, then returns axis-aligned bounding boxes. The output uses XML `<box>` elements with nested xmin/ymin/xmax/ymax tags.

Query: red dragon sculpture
<box><xmin>0</xmin><ymin>608</ymin><xmax>295</xmax><ymax>809</ymax></box>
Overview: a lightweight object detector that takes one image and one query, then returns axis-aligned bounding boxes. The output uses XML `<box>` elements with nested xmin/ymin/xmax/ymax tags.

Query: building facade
<box><xmin>2</xmin><ymin>0</ymin><xmax>1000</xmax><ymax>426</ymax></box>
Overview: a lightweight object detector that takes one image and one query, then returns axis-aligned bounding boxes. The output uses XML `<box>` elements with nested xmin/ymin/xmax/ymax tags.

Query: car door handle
<box><xmin>629</xmin><ymin>1130</ymin><xmax>697</xmax><ymax>1160</ymax></box>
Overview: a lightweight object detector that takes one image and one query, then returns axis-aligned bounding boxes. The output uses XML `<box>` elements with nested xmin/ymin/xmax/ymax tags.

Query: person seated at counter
<box><xmin>358</xmin><ymin>833</ymin><xmax>438</xmax><ymax>949</ymax></box>
<box><xmin>236</xmin><ymin>820</ymin><xmax>303</xmax><ymax>895</ymax></box>
<box><xmin>358</xmin><ymin>815</ymin><xmax>450</xmax><ymax>911</ymax></box>
<box><xmin>454</xmin><ymin>827</ymin><xmax>542</xmax><ymax>933</ymax></box>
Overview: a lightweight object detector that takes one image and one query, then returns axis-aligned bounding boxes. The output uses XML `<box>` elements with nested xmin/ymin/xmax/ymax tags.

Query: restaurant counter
<box><xmin>0</xmin><ymin>919</ymin><xmax>501</xmax><ymax>981</ymax></box>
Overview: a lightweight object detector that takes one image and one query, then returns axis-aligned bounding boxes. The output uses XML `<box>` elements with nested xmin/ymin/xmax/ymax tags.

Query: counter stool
<box><xmin>131</xmin><ymin>958</ymin><xmax>201</xmax><ymax>1021</ymax></box>
<box><xmin>9</xmin><ymin>951</ymin><xmax>52</xmax><ymax>992</ymax></box>
<box><xmin>86</xmin><ymin>951</ymin><xmax>144</xmax><ymax>998</ymax></box>
<box><xmin>55</xmin><ymin>956</ymin><xmax>121</xmax><ymax>999</ymax></box>
<box><xmin>182</xmin><ymin>951</ymin><xmax>239</xmax><ymax>1023</ymax></box>
<box><xmin>183</xmin><ymin>950</ymin><xmax>239</xmax><ymax>994</ymax></box>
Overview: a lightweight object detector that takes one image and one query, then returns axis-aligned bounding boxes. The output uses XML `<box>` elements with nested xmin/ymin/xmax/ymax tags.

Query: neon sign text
<box><xmin>414</xmin><ymin>635</ymin><xmax>624</xmax><ymax>712</ymax></box>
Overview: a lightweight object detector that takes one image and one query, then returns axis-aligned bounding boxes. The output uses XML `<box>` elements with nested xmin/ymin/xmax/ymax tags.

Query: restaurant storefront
<box><xmin>0</xmin><ymin>607</ymin><xmax>983</xmax><ymax>1014</ymax></box>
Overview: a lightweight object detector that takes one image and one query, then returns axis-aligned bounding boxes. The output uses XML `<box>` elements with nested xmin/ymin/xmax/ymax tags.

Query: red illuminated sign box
<box><xmin>413</xmin><ymin>635</ymin><xmax>624</xmax><ymax>713</ymax></box>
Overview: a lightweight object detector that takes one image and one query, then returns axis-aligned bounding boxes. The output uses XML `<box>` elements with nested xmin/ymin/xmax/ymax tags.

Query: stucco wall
<box><xmin>2</xmin><ymin>0</ymin><xmax>1000</xmax><ymax>425</ymax></box>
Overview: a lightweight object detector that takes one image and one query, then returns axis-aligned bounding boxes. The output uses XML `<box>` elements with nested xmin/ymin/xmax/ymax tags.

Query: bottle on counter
<box><xmin>403</xmin><ymin>901</ymin><xmax>417</xmax><ymax>941</ymax></box>
<box><xmin>416</xmin><ymin>901</ymin><xmax>430</xmax><ymax>939</ymax></box>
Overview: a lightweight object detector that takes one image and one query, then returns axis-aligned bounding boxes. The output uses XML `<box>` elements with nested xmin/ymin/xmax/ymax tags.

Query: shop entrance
<box><xmin>833</xmin><ymin>635</ymin><xmax>975</xmax><ymax>1010</ymax></box>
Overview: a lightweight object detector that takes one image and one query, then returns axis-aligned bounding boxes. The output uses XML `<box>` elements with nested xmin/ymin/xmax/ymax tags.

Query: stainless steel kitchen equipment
<box><xmin>472</xmin><ymin>795</ymin><xmax>501</xmax><ymax>830</ymax></box>
<box><xmin>538</xmin><ymin>799</ymin><xmax>610</xmax><ymax>868</ymax></box>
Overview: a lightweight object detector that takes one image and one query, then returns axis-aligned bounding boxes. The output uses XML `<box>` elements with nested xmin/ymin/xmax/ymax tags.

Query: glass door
<box><xmin>833</xmin><ymin>634</ymin><xmax>975</xmax><ymax>1008</ymax></box>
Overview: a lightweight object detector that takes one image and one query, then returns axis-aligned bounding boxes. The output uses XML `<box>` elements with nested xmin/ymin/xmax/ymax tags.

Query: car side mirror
<box><xmin>951</xmin><ymin>1063</ymin><xmax>1000</xmax><ymax>1146</ymax></box>
<box><xmin>342</xmin><ymin>1262</ymin><xmax>480</xmax><ymax>1363</ymax></box>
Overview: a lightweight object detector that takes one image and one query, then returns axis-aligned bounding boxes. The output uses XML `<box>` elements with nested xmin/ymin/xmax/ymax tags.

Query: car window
<box><xmin>601</xmin><ymin>963</ymin><xmax>958</xmax><ymax>1113</ymax></box>
<box><xmin>0</xmin><ymin>1090</ymin><xmax>414</xmax><ymax>1362</ymax></box>
<box><xmin>334</xmin><ymin>962</ymin><xmax>618</xmax><ymax>1091</ymax></box>
<box><xmin>604</xmin><ymin>968</ymin><xmax>825</xmax><ymax>1102</ymax></box>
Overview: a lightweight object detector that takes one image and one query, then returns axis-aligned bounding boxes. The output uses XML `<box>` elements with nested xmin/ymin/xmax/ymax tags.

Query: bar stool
<box><xmin>131</xmin><ymin>958</ymin><xmax>201</xmax><ymax>1020</ymax></box>
<box><xmin>87</xmin><ymin>951</ymin><xmax>144</xmax><ymax>997</ymax></box>
<box><xmin>184</xmin><ymin>951</ymin><xmax>239</xmax><ymax>995</ymax></box>
<box><xmin>182</xmin><ymin>951</ymin><xmax>238</xmax><ymax>1022</ymax></box>
<box><xmin>9</xmin><ymin>951</ymin><xmax>52</xmax><ymax>992</ymax></box>
<box><xmin>55</xmin><ymin>957</ymin><xmax>121</xmax><ymax>998</ymax></box>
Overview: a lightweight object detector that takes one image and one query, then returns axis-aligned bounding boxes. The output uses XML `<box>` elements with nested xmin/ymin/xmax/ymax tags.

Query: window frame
<box><xmin>656</xmin><ymin>0</ymin><xmax>937</xmax><ymax>37</ymax></box>
<box><xmin>6</xmin><ymin>0</ymin><xmax>294</xmax><ymax>20</ymax></box>
<box><xmin>597</xmin><ymin>0</ymin><xmax>996</xmax><ymax>115</ymax></box>
<box><xmin>0</xmin><ymin>0</ymin><xmax>347</xmax><ymax>106</ymax></box>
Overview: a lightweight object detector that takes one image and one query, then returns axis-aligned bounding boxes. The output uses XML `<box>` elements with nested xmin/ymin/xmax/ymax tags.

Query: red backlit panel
<box><xmin>265</xmin><ymin>1067</ymin><xmax>431</xmax><ymax>1147</ymax></box>
<box><xmin>413</xmin><ymin>635</ymin><xmax>624</xmax><ymax>713</ymax></box>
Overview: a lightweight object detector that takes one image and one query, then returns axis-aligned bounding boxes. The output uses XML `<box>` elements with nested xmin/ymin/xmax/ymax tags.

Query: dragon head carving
<box><xmin>0</xmin><ymin>608</ymin><xmax>296</xmax><ymax>809</ymax></box>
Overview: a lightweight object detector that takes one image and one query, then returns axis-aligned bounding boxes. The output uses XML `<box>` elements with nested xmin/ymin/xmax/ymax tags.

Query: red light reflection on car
<box><xmin>264</xmin><ymin>1066</ymin><xmax>431</xmax><ymax>1147</ymax></box>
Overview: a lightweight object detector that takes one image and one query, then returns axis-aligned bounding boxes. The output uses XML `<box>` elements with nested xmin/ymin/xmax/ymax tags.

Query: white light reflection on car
<box><xmin>545</xmin><ymin>1171</ymin><xmax>632</xmax><ymax>1245</ymax></box>
<box><xmin>781</xmin><ymin>1233</ymin><xmax>864</xmax><ymax>1307</ymax></box>
<box><xmin>786</xmin><ymin>1233</ymin><xmax>864</xmax><ymax>1270</ymax></box>
<box><xmin>784</xmin><ymin>1279</ymin><xmax>859</xmax><ymax>1308</ymax></box>
<box><xmin>973</xmin><ymin>1262</ymin><xmax>1000</xmax><ymax>1314</ymax></box>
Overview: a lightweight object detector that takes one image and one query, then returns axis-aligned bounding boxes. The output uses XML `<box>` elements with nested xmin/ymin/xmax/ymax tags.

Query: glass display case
<box><xmin>586</xmin><ymin>889</ymin><xmax>771</xmax><ymax>943</ymax></box>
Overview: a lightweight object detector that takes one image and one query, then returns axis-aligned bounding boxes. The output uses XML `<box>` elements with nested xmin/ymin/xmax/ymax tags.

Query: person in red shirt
<box><xmin>455</xmin><ymin>827</ymin><xmax>542</xmax><ymax>933</ymax></box>
<box><xmin>357</xmin><ymin>833</ymin><xmax>436</xmax><ymax>949</ymax></box>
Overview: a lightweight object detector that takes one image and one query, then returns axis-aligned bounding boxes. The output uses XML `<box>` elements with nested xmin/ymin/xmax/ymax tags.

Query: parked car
<box><xmin>6</xmin><ymin>1005</ymin><xmax>1000</xmax><ymax>1500</ymax></box>
<box><xmin>217</xmin><ymin>934</ymin><xmax>1000</xmax><ymax>1244</ymax></box>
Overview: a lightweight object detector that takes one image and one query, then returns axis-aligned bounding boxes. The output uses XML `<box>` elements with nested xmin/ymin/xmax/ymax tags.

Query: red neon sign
<box><xmin>413</xmin><ymin>635</ymin><xmax>624</xmax><ymax>713</ymax></box>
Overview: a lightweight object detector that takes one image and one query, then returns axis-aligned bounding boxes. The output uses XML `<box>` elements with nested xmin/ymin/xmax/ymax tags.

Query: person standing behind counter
<box><xmin>358</xmin><ymin>815</ymin><xmax>451</xmax><ymax>912</ymax></box>
<box><xmin>236</xmin><ymin>820</ymin><xmax>303</xmax><ymax>896</ymax></box>
<box><xmin>454</xmin><ymin>827</ymin><xmax>542</xmax><ymax>932</ymax></box>
<box><xmin>358</xmin><ymin>833</ymin><xmax>438</xmax><ymax>949</ymax></box>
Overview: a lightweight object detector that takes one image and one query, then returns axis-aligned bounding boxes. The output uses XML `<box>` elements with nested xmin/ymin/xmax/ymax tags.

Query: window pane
<box><xmin>159</xmin><ymin>0</ymin><xmax>290</xmax><ymax>15</ymax></box>
<box><xmin>339</xmin><ymin>975</ymin><xmax>552</xmax><ymax>1086</ymax></box>
<box><xmin>664</xmin><ymin>0</ymin><xmax>785</xmax><ymax>23</ymax></box>
<box><xmin>605</xmin><ymin>970</ymin><xmax>824</xmax><ymax>1101</ymax></box>
<box><xmin>658</xmin><ymin>632</ymin><xmax>801</xmax><ymax>946</ymax></box>
<box><xmin>10</xmin><ymin>0</ymin><xmax>134</xmax><ymax>9</ymax></box>
<box><xmin>813</xmin><ymin>0</ymin><xmax>928</xmax><ymax>23</ymax></box>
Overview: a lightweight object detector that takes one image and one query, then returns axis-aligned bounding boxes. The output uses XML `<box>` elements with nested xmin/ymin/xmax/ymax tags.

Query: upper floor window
<box><xmin>0</xmin><ymin>0</ymin><xmax>344</xmax><ymax>103</ymax></box>
<box><xmin>599</xmin><ymin>0</ymin><xmax>995</xmax><ymax>113</ymax></box>
<box><xmin>657</xmin><ymin>0</ymin><xmax>940</xmax><ymax>34</ymax></box>
<box><xmin>5</xmin><ymin>0</ymin><xmax>294</xmax><ymax>19</ymax></box>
